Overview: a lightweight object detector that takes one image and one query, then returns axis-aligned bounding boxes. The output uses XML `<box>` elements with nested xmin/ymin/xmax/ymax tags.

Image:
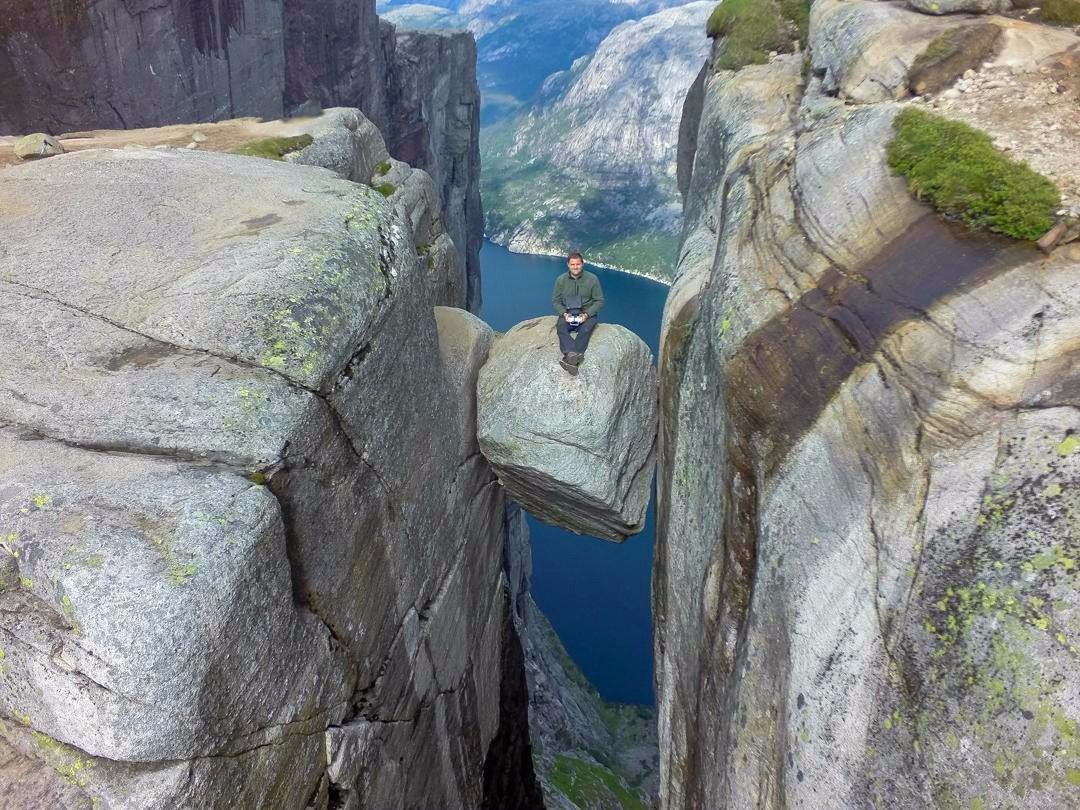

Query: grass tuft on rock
<box><xmin>706</xmin><ymin>0</ymin><xmax>809</xmax><ymax>71</ymax></box>
<box><xmin>887</xmin><ymin>108</ymin><xmax>1060</xmax><ymax>241</ymax></box>
<box><xmin>1041</xmin><ymin>0</ymin><xmax>1080</xmax><ymax>23</ymax></box>
<box><xmin>229</xmin><ymin>134</ymin><xmax>314</xmax><ymax>160</ymax></box>
<box><xmin>374</xmin><ymin>182</ymin><xmax>396</xmax><ymax>197</ymax></box>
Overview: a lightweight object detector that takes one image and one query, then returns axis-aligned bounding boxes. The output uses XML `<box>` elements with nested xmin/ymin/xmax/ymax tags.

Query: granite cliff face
<box><xmin>0</xmin><ymin>0</ymin><xmax>483</xmax><ymax>312</ymax></box>
<box><xmin>656</xmin><ymin>2</ymin><xmax>1080</xmax><ymax>807</ymax></box>
<box><xmin>0</xmin><ymin>99</ymin><xmax>534</xmax><ymax>810</ymax></box>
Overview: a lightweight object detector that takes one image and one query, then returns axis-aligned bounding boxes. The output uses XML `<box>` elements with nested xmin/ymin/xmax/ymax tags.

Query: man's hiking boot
<box><xmin>567</xmin><ymin>352</ymin><xmax>584</xmax><ymax>366</ymax></box>
<box><xmin>559</xmin><ymin>355</ymin><xmax>579</xmax><ymax>376</ymax></box>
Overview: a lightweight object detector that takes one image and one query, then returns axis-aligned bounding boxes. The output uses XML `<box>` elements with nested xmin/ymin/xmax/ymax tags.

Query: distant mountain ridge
<box><xmin>379</xmin><ymin>0</ymin><xmax>699</xmax><ymax>121</ymax></box>
<box><xmin>379</xmin><ymin>0</ymin><xmax>711</xmax><ymax>278</ymax></box>
<box><xmin>482</xmin><ymin>1</ymin><xmax>713</xmax><ymax>280</ymax></box>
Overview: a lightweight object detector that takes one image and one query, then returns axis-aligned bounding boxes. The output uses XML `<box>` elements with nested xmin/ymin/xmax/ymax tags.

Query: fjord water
<box><xmin>480</xmin><ymin>240</ymin><xmax>667</xmax><ymax>706</ymax></box>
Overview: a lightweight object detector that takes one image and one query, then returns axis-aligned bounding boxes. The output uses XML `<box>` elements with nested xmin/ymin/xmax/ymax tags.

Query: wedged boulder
<box><xmin>476</xmin><ymin>316</ymin><xmax>657</xmax><ymax>542</ymax></box>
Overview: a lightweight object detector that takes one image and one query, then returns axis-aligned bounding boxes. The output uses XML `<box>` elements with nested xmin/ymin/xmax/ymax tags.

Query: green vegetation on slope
<box><xmin>886</xmin><ymin>108</ymin><xmax>1060</xmax><ymax>241</ymax></box>
<box><xmin>706</xmin><ymin>0</ymin><xmax>809</xmax><ymax>70</ymax></box>
<box><xmin>229</xmin><ymin>134</ymin><xmax>314</xmax><ymax>160</ymax></box>
<box><xmin>482</xmin><ymin>120</ymin><xmax>678</xmax><ymax>280</ymax></box>
<box><xmin>550</xmin><ymin>755</ymin><xmax>650</xmax><ymax>810</ymax></box>
<box><xmin>1041</xmin><ymin>0</ymin><xmax>1080</xmax><ymax>24</ymax></box>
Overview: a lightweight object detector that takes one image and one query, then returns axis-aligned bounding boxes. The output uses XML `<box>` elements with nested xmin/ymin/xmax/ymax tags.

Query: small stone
<box><xmin>13</xmin><ymin>133</ymin><xmax>64</xmax><ymax>160</ymax></box>
<box><xmin>941</xmin><ymin>88</ymin><xmax>962</xmax><ymax>100</ymax></box>
<box><xmin>185</xmin><ymin>142</ymin><xmax>199</xmax><ymax>150</ymax></box>
<box><xmin>963</xmin><ymin>69</ymin><xmax>976</xmax><ymax>80</ymax></box>
<box><xmin>191</xmin><ymin>131</ymin><xmax>208</xmax><ymax>143</ymax></box>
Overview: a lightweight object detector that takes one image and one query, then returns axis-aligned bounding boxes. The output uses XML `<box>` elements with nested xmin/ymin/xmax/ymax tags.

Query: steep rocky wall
<box><xmin>283</xmin><ymin>0</ymin><xmax>386</xmax><ymax>126</ymax></box>
<box><xmin>656</xmin><ymin>3</ymin><xmax>1080</xmax><ymax>808</ymax></box>
<box><xmin>0</xmin><ymin>0</ymin><xmax>287</xmax><ymax>133</ymax></box>
<box><xmin>381</xmin><ymin>23</ymin><xmax>485</xmax><ymax>312</ymax></box>
<box><xmin>0</xmin><ymin>143</ymin><xmax>530</xmax><ymax>807</ymax></box>
<box><xmin>0</xmin><ymin>0</ymin><xmax>484</xmax><ymax>311</ymax></box>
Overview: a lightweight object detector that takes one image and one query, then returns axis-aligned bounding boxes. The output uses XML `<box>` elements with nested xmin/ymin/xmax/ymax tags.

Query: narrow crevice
<box><xmin>0</xmin><ymin>417</ymin><xmax>285</xmax><ymax>475</ymax></box>
<box><xmin>0</xmin><ymin>279</ymin><xmax>323</xmax><ymax>398</ymax></box>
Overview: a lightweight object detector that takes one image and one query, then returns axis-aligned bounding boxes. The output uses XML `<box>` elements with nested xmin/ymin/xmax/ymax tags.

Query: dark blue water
<box><xmin>479</xmin><ymin>240</ymin><xmax>667</xmax><ymax>706</ymax></box>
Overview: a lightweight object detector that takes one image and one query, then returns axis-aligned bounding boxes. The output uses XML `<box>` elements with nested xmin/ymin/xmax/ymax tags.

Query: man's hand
<box><xmin>563</xmin><ymin>312</ymin><xmax>574</xmax><ymax>322</ymax></box>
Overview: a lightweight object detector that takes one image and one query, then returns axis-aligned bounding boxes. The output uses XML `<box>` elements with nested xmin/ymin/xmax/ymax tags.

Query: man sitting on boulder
<box><xmin>552</xmin><ymin>251</ymin><xmax>604</xmax><ymax>376</ymax></box>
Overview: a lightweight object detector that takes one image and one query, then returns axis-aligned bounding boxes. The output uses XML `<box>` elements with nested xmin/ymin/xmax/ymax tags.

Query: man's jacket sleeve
<box><xmin>551</xmin><ymin>277</ymin><xmax>565</xmax><ymax>316</ymax></box>
<box><xmin>586</xmin><ymin>276</ymin><xmax>604</xmax><ymax>316</ymax></box>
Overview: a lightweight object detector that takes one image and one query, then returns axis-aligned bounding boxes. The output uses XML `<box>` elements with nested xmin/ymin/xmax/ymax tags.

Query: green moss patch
<box><xmin>229</xmin><ymin>134</ymin><xmax>314</xmax><ymax>161</ymax></box>
<box><xmin>1042</xmin><ymin>0</ymin><xmax>1080</xmax><ymax>24</ymax></box>
<box><xmin>706</xmin><ymin>0</ymin><xmax>809</xmax><ymax>71</ymax></box>
<box><xmin>373</xmin><ymin>160</ymin><xmax>392</xmax><ymax>176</ymax></box>
<box><xmin>549</xmin><ymin>755</ymin><xmax>648</xmax><ymax>810</ymax></box>
<box><xmin>887</xmin><ymin>108</ymin><xmax>1060</xmax><ymax>241</ymax></box>
<box><xmin>374</xmin><ymin>182</ymin><xmax>396</xmax><ymax>197</ymax></box>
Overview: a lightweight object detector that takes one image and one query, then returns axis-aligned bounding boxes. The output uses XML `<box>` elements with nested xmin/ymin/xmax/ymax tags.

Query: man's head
<box><xmin>567</xmin><ymin>252</ymin><xmax>584</xmax><ymax>277</ymax></box>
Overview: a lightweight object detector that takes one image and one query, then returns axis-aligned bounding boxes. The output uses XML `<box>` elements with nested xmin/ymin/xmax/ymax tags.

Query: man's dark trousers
<box><xmin>557</xmin><ymin>317</ymin><xmax>598</xmax><ymax>355</ymax></box>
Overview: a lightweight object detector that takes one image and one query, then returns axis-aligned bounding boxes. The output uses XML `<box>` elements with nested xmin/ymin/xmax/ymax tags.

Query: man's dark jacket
<box><xmin>551</xmin><ymin>270</ymin><xmax>604</xmax><ymax>317</ymax></box>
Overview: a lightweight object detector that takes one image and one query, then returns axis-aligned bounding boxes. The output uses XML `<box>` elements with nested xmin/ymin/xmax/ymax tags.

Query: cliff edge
<box><xmin>656</xmin><ymin>1</ymin><xmax>1080</xmax><ymax>807</ymax></box>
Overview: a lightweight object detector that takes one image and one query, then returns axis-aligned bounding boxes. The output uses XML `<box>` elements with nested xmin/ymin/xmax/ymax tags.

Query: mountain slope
<box><xmin>379</xmin><ymin>0</ymin><xmax>699</xmax><ymax>121</ymax></box>
<box><xmin>483</xmin><ymin>1</ymin><xmax>713</xmax><ymax>279</ymax></box>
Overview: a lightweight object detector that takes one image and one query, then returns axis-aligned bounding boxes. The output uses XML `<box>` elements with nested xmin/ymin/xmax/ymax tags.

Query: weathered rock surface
<box><xmin>906</xmin><ymin>22</ymin><xmax>1003</xmax><ymax>95</ymax></box>
<box><xmin>657</xmin><ymin>1</ymin><xmax>1080</xmax><ymax>807</ymax></box>
<box><xmin>477</xmin><ymin>316</ymin><xmax>657</xmax><ymax>542</ymax></box>
<box><xmin>0</xmin><ymin>0</ymin><xmax>484</xmax><ymax>312</ymax></box>
<box><xmin>0</xmin><ymin>106</ymin><xmax>469</xmax><ymax>311</ymax></box>
<box><xmin>811</xmin><ymin>0</ymin><xmax>952</xmax><ymax>103</ymax></box>
<box><xmin>908</xmin><ymin>0</ymin><xmax>1011</xmax><ymax>13</ymax></box>
<box><xmin>0</xmin><ymin>149</ymin><xmax>527</xmax><ymax>808</ymax></box>
<box><xmin>12</xmin><ymin>133</ymin><xmax>63</xmax><ymax>160</ymax></box>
